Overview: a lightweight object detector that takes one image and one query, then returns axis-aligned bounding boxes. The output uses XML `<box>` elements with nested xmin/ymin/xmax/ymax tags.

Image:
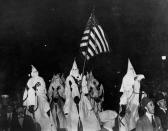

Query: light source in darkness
<box><xmin>161</xmin><ymin>56</ymin><xmax>166</xmax><ymax>61</ymax></box>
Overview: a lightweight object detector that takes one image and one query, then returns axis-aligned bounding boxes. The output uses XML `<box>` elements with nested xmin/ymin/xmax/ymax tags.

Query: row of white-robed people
<box><xmin>22</xmin><ymin>58</ymin><xmax>167</xmax><ymax>131</ymax></box>
<box><xmin>23</xmin><ymin>60</ymin><xmax>118</xmax><ymax>131</ymax></box>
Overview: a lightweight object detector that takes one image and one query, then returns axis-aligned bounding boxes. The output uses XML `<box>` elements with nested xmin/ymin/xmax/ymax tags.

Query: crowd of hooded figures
<box><xmin>1</xmin><ymin>59</ymin><xmax>168</xmax><ymax>131</ymax></box>
<box><xmin>22</xmin><ymin>60</ymin><xmax>117</xmax><ymax>131</ymax></box>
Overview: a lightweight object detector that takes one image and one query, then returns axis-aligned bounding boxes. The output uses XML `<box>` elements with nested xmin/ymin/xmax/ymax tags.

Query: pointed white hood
<box><xmin>70</xmin><ymin>60</ymin><xmax>81</xmax><ymax>80</ymax></box>
<box><xmin>127</xmin><ymin>59</ymin><xmax>136</xmax><ymax>77</ymax></box>
<box><xmin>31</xmin><ymin>65</ymin><xmax>39</xmax><ymax>77</ymax></box>
<box><xmin>120</xmin><ymin>59</ymin><xmax>136</xmax><ymax>92</ymax></box>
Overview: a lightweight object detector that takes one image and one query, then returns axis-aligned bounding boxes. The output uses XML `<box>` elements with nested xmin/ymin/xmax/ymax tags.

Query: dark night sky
<box><xmin>0</xmin><ymin>0</ymin><xmax>168</xmax><ymax>109</ymax></box>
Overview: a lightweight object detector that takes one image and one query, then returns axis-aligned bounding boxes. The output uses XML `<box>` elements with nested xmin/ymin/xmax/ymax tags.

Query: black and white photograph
<box><xmin>0</xmin><ymin>0</ymin><xmax>168</xmax><ymax>131</ymax></box>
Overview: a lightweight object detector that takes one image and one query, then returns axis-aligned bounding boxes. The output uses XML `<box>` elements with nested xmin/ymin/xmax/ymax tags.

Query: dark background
<box><xmin>0</xmin><ymin>0</ymin><xmax>168</xmax><ymax>110</ymax></box>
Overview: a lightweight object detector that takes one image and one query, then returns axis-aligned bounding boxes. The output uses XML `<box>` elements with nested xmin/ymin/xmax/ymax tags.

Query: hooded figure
<box><xmin>119</xmin><ymin>59</ymin><xmax>144</xmax><ymax>131</ymax></box>
<box><xmin>120</xmin><ymin>59</ymin><xmax>136</xmax><ymax>105</ymax></box>
<box><xmin>70</xmin><ymin>60</ymin><xmax>81</xmax><ymax>81</ymax></box>
<box><xmin>23</xmin><ymin>65</ymin><xmax>38</xmax><ymax>109</ymax></box>
<box><xmin>65</xmin><ymin>60</ymin><xmax>81</xmax><ymax>101</ymax></box>
<box><xmin>23</xmin><ymin>65</ymin><xmax>56</xmax><ymax>131</ymax></box>
<box><xmin>64</xmin><ymin>60</ymin><xmax>101</xmax><ymax>131</ymax></box>
<box><xmin>63</xmin><ymin>60</ymin><xmax>82</xmax><ymax>131</ymax></box>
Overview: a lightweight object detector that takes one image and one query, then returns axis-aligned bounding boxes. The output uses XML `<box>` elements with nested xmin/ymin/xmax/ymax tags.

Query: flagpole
<box><xmin>81</xmin><ymin>53</ymin><xmax>87</xmax><ymax>78</ymax></box>
<box><xmin>81</xmin><ymin>8</ymin><xmax>103</xmax><ymax>126</ymax></box>
<box><xmin>80</xmin><ymin>31</ymin><xmax>91</xmax><ymax>93</ymax></box>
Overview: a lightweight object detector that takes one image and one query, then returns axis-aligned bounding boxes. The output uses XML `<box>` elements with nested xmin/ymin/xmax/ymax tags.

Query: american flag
<box><xmin>80</xmin><ymin>12</ymin><xmax>111</xmax><ymax>60</ymax></box>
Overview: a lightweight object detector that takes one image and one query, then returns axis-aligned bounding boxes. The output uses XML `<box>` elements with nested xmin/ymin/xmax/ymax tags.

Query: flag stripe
<box><xmin>88</xmin><ymin>39</ymin><xmax>98</xmax><ymax>54</ymax></box>
<box><xmin>80</xmin><ymin>13</ymin><xmax>111</xmax><ymax>60</ymax></box>
<box><xmin>89</xmin><ymin>31</ymin><xmax>102</xmax><ymax>53</ymax></box>
<box><xmin>81</xmin><ymin>41</ymin><xmax>98</xmax><ymax>58</ymax></box>
<box><xmin>92</xmin><ymin>26</ymin><xmax>107</xmax><ymax>52</ymax></box>
<box><xmin>97</xmin><ymin>25</ymin><xmax>110</xmax><ymax>51</ymax></box>
<box><xmin>80</xmin><ymin>36</ymin><xmax>99</xmax><ymax>57</ymax></box>
<box><xmin>80</xmin><ymin>42</ymin><xmax>88</xmax><ymax>47</ymax></box>
<box><xmin>97</xmin><ymin>25</ymin><xmax>108</xmax><ymax>52</ymax></box>
<box><xmin>83</xmin><ymin>29</ymin><xmax>90</xmax><ymax>35</ymax></box>
<box><xmin>96</xmin><ymin>25</ymin><xmax>109</xmax><ymax>52</ymax></box>
<box><xmin>90</xmin><ymin>28</ymin><xmax>104</xmax><ymax>53</ymax></box>
<box><xmin>88</xmin><ymin>48</ymin><xmax>94</xmax><ymax>56</ymax></box>
<box><xmin>81</xmin><ymin>36</ymin><xmax>89</xmax><ymax>41</ymax></box>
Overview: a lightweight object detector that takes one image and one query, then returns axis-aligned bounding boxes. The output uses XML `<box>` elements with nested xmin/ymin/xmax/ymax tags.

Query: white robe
<box><xmin>64</xmin><ymin>75</ymin><xmax>101</xmax><ymax>131</ymax></box>
<box><xmin>64</xmin><ymin>94</ymin><xmax>101</xmax><ymax>131</ymax></box>
<box><xmin>23</xmin><ymin>76</ymin><xmax>56</xmax><ymax>131</ymax></box>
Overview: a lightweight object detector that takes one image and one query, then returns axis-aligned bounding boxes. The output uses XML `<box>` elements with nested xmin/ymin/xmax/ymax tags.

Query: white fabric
<box><xmin>31</xmin><ymin>65</ymin><xmax>39</xmax><ymax>77</ymax></box>
<box><xmin>120</xmin><ymin>74</ymin><xmax>134</xmax><ymax>93</ymax></box>
<box><xmin>119</xmin><ymin>59</ymin><xmax>136</xmax><ymax>105</ymax></box>
<box><xmin>26</xmin><ymin>76</ymin><xmax>49</xmax><ymax>111</ymax></box>
<box><xmin>66</xmin><ymin>75</ymin><xmax>80</xmax><ymax>99</ymax></box>
<box><xmin>64</xmin><ymin>72</ymin><xmax>101</xmax><ymax>131</ymax></box>
<box><xmin>70</xmin><ymin>60</ymin><xmax>81</xmax><ymax>80</ymax></box>
<box><xmin>82</xmin><ymin>75</ymin><xmax>88</xmax><ymax>94</ymax></box>
<box><xmin>23</xmin><ymin>88</ymin><xmax>36</xmax><ymax>107</ymax></box>
<box><xmin>80</xmin><ymin>94</ymin><xmax>101</xmax><ymax>131</ymax></box>
<box><xmin>119</xmin><ymin>59</ymin><xmax>145</xmax><ymax>131</ymax></box>
<box><xmin>24</xmin><ymin>68</ymin><xmax>56</xmax><ymax>131</ymax></box>
<box><xmin>120</xmin><ymin>59</ymin><xmax>136</xmax><ymax>92</ymax></box>
<box><xmin>64</xmin><ymin>75</ymin><xmax>80</xmax><ymax>115</ymax></box>
<box><xmin>127</xmin><ymin>59</ymin><xmax>136</xmax><ymax>75</ymax></box>
<box><xmin>64</xmin><ymin>94</ymin><xmax>101</xmax><ymax>131</ymax></box>
<box><xmin>64</xmin><ymin>75</ymin><xmax>72</xmax><ymax>115</ymax></box>
<box><xmin>64</xmin><ymin>74</ymin><xmax>79</xmax><ymax>130</ymax></box>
